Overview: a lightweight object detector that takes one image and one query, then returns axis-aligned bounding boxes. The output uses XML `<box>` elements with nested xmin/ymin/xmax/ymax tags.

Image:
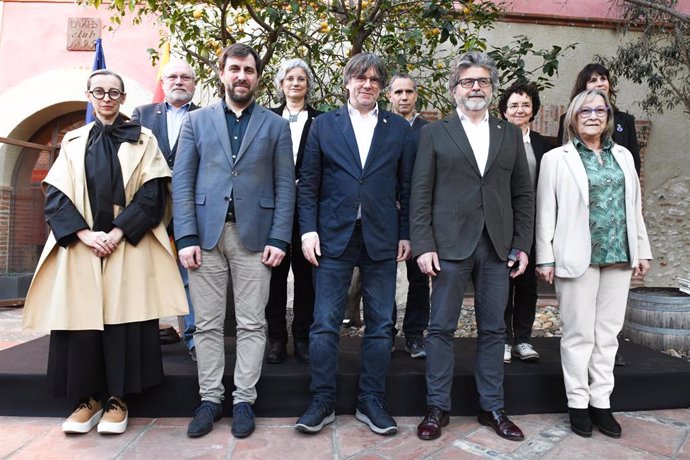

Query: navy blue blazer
<box><xmin>131</xmin><ymin>102</ymin><xmax>199</xmax><ymax>169</ymax></box>
<box><xmin>298</xmin><ymin>105</ymin><xmax>415</xmax><ymax>261</ymax></box>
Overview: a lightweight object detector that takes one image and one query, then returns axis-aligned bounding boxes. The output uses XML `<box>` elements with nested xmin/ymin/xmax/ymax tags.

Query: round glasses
<box><xmin>89</xmin><ymin>88</ymin><xmax>124</xmax><ymax>100</ymax></box>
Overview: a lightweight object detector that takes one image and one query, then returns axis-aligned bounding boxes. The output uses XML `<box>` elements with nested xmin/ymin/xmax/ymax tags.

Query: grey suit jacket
<box><xmin>410</xmin><ymin>111</ymin><xmax>534</xmax><ymax>261</ymax></box>
<box><xmin>131</xmin><ymin>102</ymin><xmax>199</xmax><ymax>168</ymax></box>
<box><xmin>172</xmin><ymin>100</ymin><xmax>295</xmax><ymax>252</ymax></box>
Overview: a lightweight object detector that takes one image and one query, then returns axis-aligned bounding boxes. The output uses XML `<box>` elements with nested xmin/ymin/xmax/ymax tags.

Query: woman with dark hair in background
<box><xmin>22</xmin><ymin>69</ymin><xmax>187</xmax><ymax>435</ymax></box>
<box><xmin>537</xmin><ymin>89</ymin><xmax>651</xmax><ymax>438</ymax></box>
<box><xmin>265</xmin><ymin>58</ymin><xmax>323</xmax><ymax>364</ymax></box>
<box><xmin>558</xmin><ymin>63</ymin><xmax>641</xmax><ymax>175</ymax></box>
<box><xmin>498</xmin><ymin>81</ymin><xmax>548</xmax><ymax>364</ymax></box>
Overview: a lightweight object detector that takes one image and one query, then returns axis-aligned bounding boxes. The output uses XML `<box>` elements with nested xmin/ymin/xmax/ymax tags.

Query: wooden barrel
<box><xmin>623</xmin><ymin>287</ymin><xmax>690</xmax><ymax>352</ymax></box>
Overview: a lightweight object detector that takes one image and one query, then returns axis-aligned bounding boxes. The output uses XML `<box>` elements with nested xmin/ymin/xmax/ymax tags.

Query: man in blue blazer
<box><xmin>295</xmin><ymin>53</ymin><xmax>415</xmax><ymax>436</ymax></box>
<box><xmin>131</xmin><ymin>59</ymin><xmax>198</xmax><ymax>358</ymax></box>
<box><xmin>173</xmin><ymin>44</ymin><xmax>295</xmax><ymax>439</ymax></box>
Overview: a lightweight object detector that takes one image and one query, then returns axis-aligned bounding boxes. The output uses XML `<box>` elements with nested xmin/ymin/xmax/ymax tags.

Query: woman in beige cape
<box><xmin>23</xmin><ymin>69</ymin><xmax>187</xmax><ymax>435</ymax></box>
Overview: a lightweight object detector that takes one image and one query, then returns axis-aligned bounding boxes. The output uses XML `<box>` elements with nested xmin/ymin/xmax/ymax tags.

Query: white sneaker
<box><xmin>62</xmin><ymin>396</ymin><xmax>103</xmax><ymax>433</ymax></box>
<box><xmin>513</xmin><ymin>343</ymin><xmax>540</xmax><ymax>361</ymax></box>
<box><xmin>97</xmin><ymin>396</ymin><xmax>128</xmax><ymax>434</ymax></box>
<box><xmin>504</xmin><ymin>344</ymin><xmax>512</xmax><ymax>364</ymax></box>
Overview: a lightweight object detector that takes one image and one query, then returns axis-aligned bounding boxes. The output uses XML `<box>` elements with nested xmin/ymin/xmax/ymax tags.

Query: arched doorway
<box><xmin>9</xmin><ymin>111</ymin><xmax>85</xmax><ymax>273</ymax></box>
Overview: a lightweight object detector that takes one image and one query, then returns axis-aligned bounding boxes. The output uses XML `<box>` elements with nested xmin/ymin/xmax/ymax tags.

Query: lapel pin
<box><xmin>497</xmin><ymin>124</ymin><xmax>502</xmax><ymax>129</ymax></box>
<box><xmin>383</xmin><ymin>118</ymin><xmax>387</xmax><ymax>123</ymax></box>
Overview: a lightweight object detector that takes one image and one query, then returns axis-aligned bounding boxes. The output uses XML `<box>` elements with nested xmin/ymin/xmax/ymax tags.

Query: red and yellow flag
<box><xmin>152</xmin><ymin>41</ymin><xmax>171</xmax><ymax>103</ymax></box>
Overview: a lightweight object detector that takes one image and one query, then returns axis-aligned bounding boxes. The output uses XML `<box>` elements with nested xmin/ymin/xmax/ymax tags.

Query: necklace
<box><xmin>286</xmin><ymin>105</ymin><xmax>304</xmax><ymax>123</ymax></box>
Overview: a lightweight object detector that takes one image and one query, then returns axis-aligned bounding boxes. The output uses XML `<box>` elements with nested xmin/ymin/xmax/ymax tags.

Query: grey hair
<box><xmin>562</xmin><ymin>89</ymin><xmax>614</xmax><ymax>145</ymax></box>
<box><xmin>343</xmin><ymin>53</ymin><xmax>388</xmax><ymax>88</ymax></box>
<box><xmin>387</xmin><ymin>73</ymin><xmax>417</xmax><ymax>93</ymax></box>
<box><xmin>273</xmin><ymin>58</ymin><xmax>315</xmax><ymax>102</ymax></box>
<box><xmin>448</xmin><ymin>51</ymin><xmax>499</xmax><ymax>95</ymax></box>
<box><xmin>162</xmin><ymin>59</ymin><xmax>196</xmax><ymax>80</ymax></box>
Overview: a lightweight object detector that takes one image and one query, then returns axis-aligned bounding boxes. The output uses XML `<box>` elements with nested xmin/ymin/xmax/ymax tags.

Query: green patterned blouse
<box><xmin>575</xmin><ymin>138</ymin><xmax>630</xmax><ymax>265</ymax></box>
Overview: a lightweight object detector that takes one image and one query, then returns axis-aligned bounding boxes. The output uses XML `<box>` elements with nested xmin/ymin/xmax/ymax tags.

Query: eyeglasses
<box><xmin>164</xmin><ymin>74</ymin><xmax>194</xmax><ymax>82</ymax></box>
<box><xmin>353</xmin><ymin>75</ymin><xmax>382</xmax><ymax>87</ymax></box>
<box><xmin>89</xmin><ymin>88</ymin><xmax>124</xmax><ymax>100</ymax></box>
<box><xmin>578</xmin><ymin>106</ymin><xmax>609</xmax><ymax>118</ymax></box>
<box><xmin>507</xmin><ymin>103</ymin><xmax>532</xmax><ymax>111</ymax></box>
<box><xmin>458</xmin><ymin>78</ymin><xmax>492</xmax><ymax>89</ymax></box>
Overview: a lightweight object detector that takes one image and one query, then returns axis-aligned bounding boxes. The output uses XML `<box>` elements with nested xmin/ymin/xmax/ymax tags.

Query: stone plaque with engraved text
<box><xmin>67</xmin><ymin>18</ymin><xmax>101</xmax><ymax>51</ymax></box>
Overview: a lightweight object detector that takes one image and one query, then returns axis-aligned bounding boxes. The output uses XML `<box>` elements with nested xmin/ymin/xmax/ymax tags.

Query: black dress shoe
<box><xmin>589</xmin><ymin>406</ymin><xmax>622</xmax><ymax>438</ymax></box>
<box><xmin>568</xmin><ymin>408</ymin><xmax>593</xmax><ymax>437</ymax></box>
<box><xmin>293</xmin><ymin>340</ymin><xmax>310</xmax><ymax>364</ymax></box>
<box><xmin>266</xmin><ymin>341</ymin><xmax>287</xmax><ymax>364</ymax></box>
<box><xmin>477</xmin><ymin>409</ymin><xmax>525</xmax><ymax>441</ymax></box>
<box><xmin>417</xmin><ymin>406</ymin><xmax>450</xmax><ymax>440</ymax></box>
<box><xmin>615</xmin><ymin>353</ymin><xmax>626</xmax><ymax>367</ymax></box>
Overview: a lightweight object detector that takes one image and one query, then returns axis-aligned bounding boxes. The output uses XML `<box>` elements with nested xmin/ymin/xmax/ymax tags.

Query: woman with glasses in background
<box><xmin>535</xmin><ymin>89</ymin><xmax>651</xmax><ymax>439</ymax></box>
<box><xmin>23</xmin><ymin>69</ymin><xmax>187</xmax><ymax>435</ymax></box>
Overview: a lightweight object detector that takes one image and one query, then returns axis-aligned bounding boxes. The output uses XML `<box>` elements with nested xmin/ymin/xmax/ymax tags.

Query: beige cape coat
<box><xmin>23</xmin><ymin>123</ymin><xmax>188</xmax><ymax>331</ymax></box>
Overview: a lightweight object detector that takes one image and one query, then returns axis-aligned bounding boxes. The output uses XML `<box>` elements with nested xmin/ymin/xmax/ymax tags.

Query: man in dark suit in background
<box><xmin>295</xmin><ymin>53</ymin><xmax>415</xmax><ymax>436</ymax></box>
<box><xmin>173</xmin><ymin>44</ymin><xmax>294</xmax><ymax>439</ymax></box>
<box><xmin>131</xmin><ymin>59</ymin><xmax>199</xmax><ymax>359</ymax></box>
<box><xmin>411</xmin><ymin>51</ymin><xmax>534</xmax><ymax>442</ymax></box>
<box><xmin>386</xmin><ymin>73</ymin><xmax>430</xmax><ymax>359</ymax></box>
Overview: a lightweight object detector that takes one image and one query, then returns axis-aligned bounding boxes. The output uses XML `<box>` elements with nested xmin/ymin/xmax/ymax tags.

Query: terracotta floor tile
<box><xmin>430</xmin><ymin>443</ymin><xmax>491</xmax><ymax>459</ymax></box>
<box><xmin>636</xmin><ymin>409</ymin><xmax>690</xmax><ymax>426</ymax></box>
<box><xmin>254</xmin><ymin>417</ymin><xmax>299</xmax><ymax>427</ymax></box>
<box><xmin>10</xmin><ymin>418</ymin><xmax>153</xmax><ymax>460</ymax></box>
<box><xmin>123</xmin><ymin>424</ymin><xmax>234</xmax><ymax>459</ymax></box>
<box><xmin>540</xmin><ymin>433</ymin><xmax>665</xmax><ymax>459</ymax></box>
<box><xmin>231</xmin><ymin>426</ymin><xmax>333</xmax><ymax>460</ymax></box>
<box><xmin>335</xmin><ymin>424</ymin><xmax>395</xmax><ymax>458</ymax></box>
<box><xmin>367</xmin><ymin>424</ymin><xmax>456</xmax><ymax>460</ymax></box>
<box><xmin>676</xmin><ymin>433</ymin><xmax>690</xmax><ymax>459</ymax></box>
<box><xmin>611</xmin><ymin>413</ymin><xmax>687</xmax><ymax>457</ymax></box>
<box><xmin>0</xmin><ymin>417</ymin><xmax>60</xmax><ymax>457</ymax></box>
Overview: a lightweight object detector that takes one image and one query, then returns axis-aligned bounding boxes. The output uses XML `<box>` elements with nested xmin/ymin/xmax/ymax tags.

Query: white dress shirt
<box><xmin>166</xmin><ymin>102</ymin><xmax>192</xmax><ymax>149</ymax></box>
<box><xmin>457</xmin><ymin>108</ymin><xmax>490</xmax><ymax>176</ymax></box>
<box><xmin>348</xmin><ymin>102</ymin><xmax>378</xmax><ymax>168</ymax></box>
<box><xmin>281</xmin><ymin>108</ymin><xmax>309</xmax><ymax>163</ymax></box>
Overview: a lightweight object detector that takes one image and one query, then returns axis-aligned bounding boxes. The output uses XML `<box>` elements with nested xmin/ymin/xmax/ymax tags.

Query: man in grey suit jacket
<box><xmin>411</xmin><ymin>51</ymin><xmax>534</xmax><ymax>442</ymax></box>
<box><xmin>173</xmin><ymin>44</ymin><xmax>295</xmax><ymax>439</ymax></box>
<box><xmin>131</xmin><ymin>59</ymin><xmax>198</xmax><ymax>358</ymax></box>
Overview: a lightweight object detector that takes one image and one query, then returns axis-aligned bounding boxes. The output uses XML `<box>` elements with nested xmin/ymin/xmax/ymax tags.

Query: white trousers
<box><xmin>555</xmin><ymin>264</ymin><xmax>632</xmax><ymax>409</ymax></box>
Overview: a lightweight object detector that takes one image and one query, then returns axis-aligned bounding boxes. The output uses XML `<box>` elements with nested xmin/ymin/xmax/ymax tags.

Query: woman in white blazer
<box><xmin>535</xmin><ymin>89</ymin><xmax>652</xmax><ymax>439</ymax></box>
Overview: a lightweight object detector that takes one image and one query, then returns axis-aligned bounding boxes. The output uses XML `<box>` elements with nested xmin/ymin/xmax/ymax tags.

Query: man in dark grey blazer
<box><xmin>411</xmin><ymin>51</ymin><xmax>534</xmax><ymax>442</ymax></box>
<box><xmin>173</xmin><ymin>44</ymin><xmax>295</xmax><ymax>439</ymax></box>
<box><xmin>131</xmin><ymin>59</ymin><xmax>198</xmax><ymax>358</ymax></box>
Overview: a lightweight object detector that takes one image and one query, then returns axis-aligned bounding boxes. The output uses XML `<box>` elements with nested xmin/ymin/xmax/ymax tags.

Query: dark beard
<box><xmin>227</xmin><ymin>84</ymin><xmax>255</xmax><ymax>104</ymax></box>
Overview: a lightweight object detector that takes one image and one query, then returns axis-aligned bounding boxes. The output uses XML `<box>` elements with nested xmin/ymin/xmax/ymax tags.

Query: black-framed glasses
<box><xmin>578</xmin><ymin>106</ymin><xmax>609</xmax><ymax>119</ymax></box>
<box><xmin>458</xmin><ymin>78</ymin><xmax>492</xmax><ymax>89</ymax></box>
<box><xmin>164</xmin><ymin>74</ymin><xmax>194</xmax><ymax>82</ymax></box>
<box><xmin>89</xmin><ymin>88</ymin><xmax>124</xmax><ymax>100</ymax></box>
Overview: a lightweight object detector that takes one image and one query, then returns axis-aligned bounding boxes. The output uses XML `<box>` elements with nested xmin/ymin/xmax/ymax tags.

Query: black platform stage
<box><xmin>1</xmin><ymin>336</ymin><xmax>688</xmax><ymax>418</ymax></box>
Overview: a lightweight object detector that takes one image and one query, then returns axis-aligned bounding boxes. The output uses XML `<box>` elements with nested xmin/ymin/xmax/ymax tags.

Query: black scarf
<box><xmin>85</xmin><ymin>115</ymin><xmax>142</xmax><ymax>232</ymax></box>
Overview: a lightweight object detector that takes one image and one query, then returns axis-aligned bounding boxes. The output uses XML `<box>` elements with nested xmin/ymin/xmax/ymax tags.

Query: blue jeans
<box><xmin>309</xmin><ymin>225</ymin><xmax>396</xmax><ymax>404</ymax></box>
<box><xmin>179</xmin><ymin>262</ymin><xmax>196</xmax><ymax>351</ymax></box>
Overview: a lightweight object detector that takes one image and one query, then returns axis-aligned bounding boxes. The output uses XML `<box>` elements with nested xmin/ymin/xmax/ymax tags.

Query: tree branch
<box><xmin>620</xmin><ymin>0</ymin><xmax>690</xmax><ymax>24</ymax></box>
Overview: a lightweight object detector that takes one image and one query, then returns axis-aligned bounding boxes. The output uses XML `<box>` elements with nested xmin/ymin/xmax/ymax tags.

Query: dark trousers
<box><xmin>266</xmin><ymin>218</ymin><xmax>315</xmax><ymax>344</ymax></box>
<box><xmin>392</xmin><ymin>257</ymin><xmax>430</xmax><ymax>338</ymax></box>
<box><xmin>48</xmin><ymin>319</ymin><xmax>163</xmax><ymax>401</ymax></box>
<box><xmin>309</xmin><ymin>224</ymin><xmax>396</xmax><ymax>403</ymax></box>
<box><xmin>426</xmin><ymin>232</ymin><xmax>509</xmax><ymax>412</ymax></box>
<box><xmin>504</xmin><ymin>243</ymin><xmax>537</xmax><ymax>345</ymax></box>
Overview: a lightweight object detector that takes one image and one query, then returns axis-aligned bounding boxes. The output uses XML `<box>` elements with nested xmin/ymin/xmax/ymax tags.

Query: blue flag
<box><xmin>85</xmin><ymin>38</ymin><xmax>107</xmax><ymax>124</ymax></box>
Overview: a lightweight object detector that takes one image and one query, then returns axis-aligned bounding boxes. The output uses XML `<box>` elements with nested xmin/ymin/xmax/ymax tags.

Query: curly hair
<box><xmin>498</xmin><ymin>81</ymin><xmax>541</xmax><ymax>122</ymax></box>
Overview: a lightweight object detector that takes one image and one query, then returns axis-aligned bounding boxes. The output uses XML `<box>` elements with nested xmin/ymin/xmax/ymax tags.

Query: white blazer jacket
<box><xmin>535</xmin><ymin>141</ymin><xmax>652</xmax><ymax>278</ymax></box>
